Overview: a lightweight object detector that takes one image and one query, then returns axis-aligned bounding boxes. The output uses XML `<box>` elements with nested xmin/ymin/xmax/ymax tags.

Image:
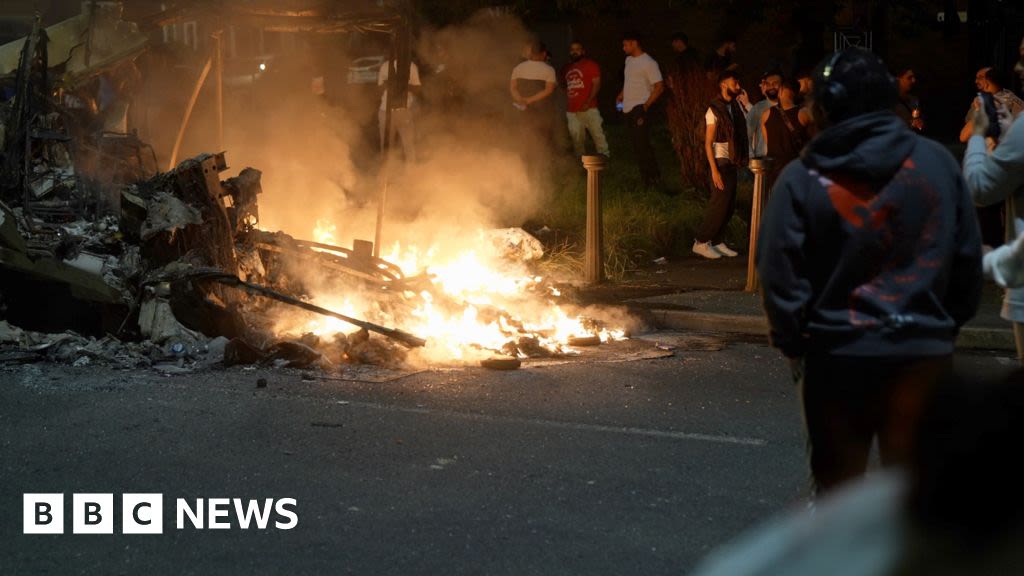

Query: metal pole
<box><xmin>745</xmin><ymin>157</ymin><xmax>771</xmax><ymax>293</ymax></box>
<box><xmin>374</xmin><ymin>15</ymin><xmax>410</xmax><ymax>259</ymax></box>
<box><xmin>84</xmin><ymin>0</ymin><xmax>97</xmax><ymax>68</ymax></box>
<box><xmin>214</xmin><ymin>31</ymin><xmax>224</xmax><ymax>151</ymax></box>
<box><xmin>373</xmin><ymin>32</ymin><xmax>399</xmax><ymax>259</ymax></box>
<box><xmin>582</xmin><ymin>155</ymin><xmax>607</xmax><ymax>285</ymax></box>
<box><xmin>167</xmin><ymin>54</ymin><xmax>213</xmax><ymax>170</ymax></box>
<box><xmin>373</xmin><ymin>176</ymin><xmax>389</xmax><ymax>259</ymax></box>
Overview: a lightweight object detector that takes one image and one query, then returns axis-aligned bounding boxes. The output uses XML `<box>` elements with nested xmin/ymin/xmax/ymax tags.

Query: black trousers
<box><xmin>696</xmin><ymin>159</ymin><xmax>737</xmax><ymax>243</ymax></box>
<box><xmin>799</xmin><ymin>353</ymin><xmax>952</xmax><ymax>495</ymax></box>
<box><xmin>976</xmin><ymin>204</ymin><xmax>1004</xmax><ymax>247</ymax></box>
<box><xmin>626</xmin><ymin>107</ymin><xmax>660</xmax><ymax>186</ymax></box>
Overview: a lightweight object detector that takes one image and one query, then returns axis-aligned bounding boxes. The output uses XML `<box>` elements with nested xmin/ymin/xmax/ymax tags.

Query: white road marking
<box><xmin>165</xmin><ymin>378</ymin><xmax>768</xmax><ymax>447</ymax></box>
<box><xmin>337</xmin><ymin>400</ymin><xmax>766</xmax><ymax>446</ymax></box>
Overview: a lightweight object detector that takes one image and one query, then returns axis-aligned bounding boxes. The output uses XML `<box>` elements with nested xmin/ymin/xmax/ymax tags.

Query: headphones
<box><xmin>818</xmin><ymin>50</ymin><xmax>848</xmax><ymax>119</ymax></box>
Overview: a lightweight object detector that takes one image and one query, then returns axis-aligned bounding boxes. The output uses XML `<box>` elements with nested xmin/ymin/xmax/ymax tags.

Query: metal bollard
<box><xmin>582</xmin><ymin>155</ymin><xmax>607</xmax><ymax>285</ymax></box>
<box><xmin>745</xmin><ymin>157</ymin><xmax>772</xmax><ymax>293</ymax></box>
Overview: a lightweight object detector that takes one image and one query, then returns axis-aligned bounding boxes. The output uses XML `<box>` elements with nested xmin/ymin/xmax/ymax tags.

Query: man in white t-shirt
<box><xmin>616</xmin><ymin>32</ymin><xmax>664</xmax><ymax>188</ymax></box>
<box><xmin>378</xmin><ymin>59</ymin><xmax>421</xmax><ymax>163</ymax></box>
<box><xmin>510</xmin><ymin>42</ymin><xmax>558</xmax><ymax>148</ymax></box>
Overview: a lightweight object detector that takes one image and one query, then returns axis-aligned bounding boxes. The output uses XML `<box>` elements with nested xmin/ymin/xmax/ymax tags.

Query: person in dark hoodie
<box><xmin>755</xmin><ymin>48</ymin><xmax>983</xmax><ymax>496</ymax></box>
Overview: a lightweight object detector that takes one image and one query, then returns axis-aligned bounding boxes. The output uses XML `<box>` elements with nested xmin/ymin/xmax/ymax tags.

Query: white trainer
<box><xmin>713</xmin><ymin>243</ymin><xmax>739</xmax><ymax>257</ymax></box>
<box><xmin>692</xmin><ymin>240</ymin><xmax>722</xmax><ymax>259</ymax></box>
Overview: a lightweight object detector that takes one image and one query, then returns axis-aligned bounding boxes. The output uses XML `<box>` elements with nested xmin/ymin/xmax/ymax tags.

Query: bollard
<box><xmin>745</xmin><ymin>157</ymin><xmax>772</xmax><ymax>293</ymax></box>
<box><xmin>582</xmin><ymin>155</ymin><xmax>607</xmax><ymax>285</ymax></box>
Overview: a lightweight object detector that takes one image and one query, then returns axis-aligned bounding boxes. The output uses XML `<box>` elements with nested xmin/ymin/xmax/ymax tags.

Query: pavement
<box><xmin>581</xmin><ymin>256</ymin><xmax>1016</xmax><ymax>352</ymax></box>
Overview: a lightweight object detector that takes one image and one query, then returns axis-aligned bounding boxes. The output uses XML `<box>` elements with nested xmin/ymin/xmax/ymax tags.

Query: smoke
<box><xmin>226</xmin><ymin>88</ymin><xmax>364</xmax><ymax>238</ymax></box>
<box><xmin>195</xmin><ymin>9</ymin><xmax>555</xmax><ymax>253</ymax></box>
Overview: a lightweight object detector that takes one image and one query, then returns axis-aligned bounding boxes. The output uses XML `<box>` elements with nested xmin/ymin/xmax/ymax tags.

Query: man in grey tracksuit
<box><xmin>964</xmin><ymin>100</ymin><xmax>1024</xmax><ymax>363</ymax></box>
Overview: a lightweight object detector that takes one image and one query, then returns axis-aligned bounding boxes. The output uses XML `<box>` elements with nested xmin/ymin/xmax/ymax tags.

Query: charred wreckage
<box><xmin>0</xmin><ymin>4</ymin><xmax>623</xmax><ymax>374</ymax></box>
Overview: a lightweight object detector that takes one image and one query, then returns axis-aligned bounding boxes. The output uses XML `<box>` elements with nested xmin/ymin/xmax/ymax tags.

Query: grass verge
<box><xmin>533</xmin><ymin>122</ymin><xmax>751</xmax><ymax>279</ymax></box>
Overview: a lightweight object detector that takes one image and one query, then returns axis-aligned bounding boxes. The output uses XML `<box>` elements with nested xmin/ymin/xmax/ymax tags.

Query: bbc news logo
<box><xmin>23</xmin><ymin>494</ymin><xmax>298</xmax><ymax>534</ymax></box>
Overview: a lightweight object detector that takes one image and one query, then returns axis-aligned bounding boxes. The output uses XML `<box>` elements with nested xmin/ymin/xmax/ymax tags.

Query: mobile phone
<box><xmin>616</xmin><ymin>101</ymin><xmax>624</xmax><ymax>112</ymax></box>
<box><xmin>978</xmin><ymin>92</ymin><xmax>1001</xmax><ymax>140</ymax></box>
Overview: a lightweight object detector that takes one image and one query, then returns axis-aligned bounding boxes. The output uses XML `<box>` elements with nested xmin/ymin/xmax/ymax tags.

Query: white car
<box><xmin>347</xmin><ymin>55</ymin><xmax>386</xmax><ymax>84</ymax></box>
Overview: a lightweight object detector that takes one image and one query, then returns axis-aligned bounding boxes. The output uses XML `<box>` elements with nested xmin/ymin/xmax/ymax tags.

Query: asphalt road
<box><xmin>0</xmin><ymin>340</ymin><xmax>1016</xmax><ymax>575</ymax></box>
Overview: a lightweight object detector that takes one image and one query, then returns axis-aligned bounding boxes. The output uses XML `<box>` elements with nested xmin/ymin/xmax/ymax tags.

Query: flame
<box><xmin>313</xmin><ymin>219</ymin><xmax>338</xmax><ymax>245</ymax></box>
<box><xmin>302</xmin><ymin>296</ymin><xmax>363</xmax><ymax>335</ymax></box>
<box><xmin>272</xmin><ymin>224</ymin><xmax>625</xmax><ymax>365</ymax></box>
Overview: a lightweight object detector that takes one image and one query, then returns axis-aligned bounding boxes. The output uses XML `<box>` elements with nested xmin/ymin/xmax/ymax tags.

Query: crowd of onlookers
<box><xmin>501</xmin><ymin>32</ymin><xmax>806</xmax><ymax>259</ymax></box>
<box><xmin>503</xmin><ymin>31</ymin><xmax>1024</xmax><ymax>267</ymax></box>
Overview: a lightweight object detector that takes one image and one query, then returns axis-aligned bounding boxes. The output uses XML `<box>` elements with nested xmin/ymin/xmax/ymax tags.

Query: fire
<box><xmin>280</xmin><ymin>223</ymin><xmax>626</xmax><ymax>365</ymax></box>
<box><xmin>300</xmin><ymin>295</ymin><xmax>364</xmax><ymax>337</ymax></box>
<box><xmin>312</xmin><ymin>219</ymin><xmax>338</xmax><ymax>246</ymax></box>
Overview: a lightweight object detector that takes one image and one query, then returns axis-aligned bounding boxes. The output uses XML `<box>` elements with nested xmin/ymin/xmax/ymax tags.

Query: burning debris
<box><xmin>0</xmin><ymin>4</ymin><xmax>633</xmax><ymax>375</ymax></box>
<box><xmin>0</xmin><ymin>137</ymin><xmax>628</xmax><ymax>372</ymax></box>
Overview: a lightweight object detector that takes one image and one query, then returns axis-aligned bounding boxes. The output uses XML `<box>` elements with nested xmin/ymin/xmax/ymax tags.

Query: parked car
<box><xmin>347</xmin><ymin>55</ymin><xmax>385</xmax><ymax>84</ymax></box>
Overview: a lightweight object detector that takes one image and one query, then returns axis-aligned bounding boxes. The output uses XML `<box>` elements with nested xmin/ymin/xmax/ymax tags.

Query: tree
<box><xmin>664</xmin><ymin>59</ymin><xmax>717</xmax><ymax>190</ymax></box>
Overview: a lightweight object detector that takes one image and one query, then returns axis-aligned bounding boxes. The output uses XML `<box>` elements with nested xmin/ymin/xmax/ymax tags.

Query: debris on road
<box><xmin>567</xmin><ymin>335</ymin><xmax>601</xmax><ymax>347</ymax></box>
<box><xmin>480</xmin><ymin>356</ymin><xmax>522</xmax><ymax>371</ymax></box>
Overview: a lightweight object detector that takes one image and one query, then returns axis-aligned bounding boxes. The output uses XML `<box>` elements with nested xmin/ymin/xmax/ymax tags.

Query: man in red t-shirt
<box><xmin>561</xmin><ymin>41</ymin><xmax>610</xmax><ymax>157</ymax></box>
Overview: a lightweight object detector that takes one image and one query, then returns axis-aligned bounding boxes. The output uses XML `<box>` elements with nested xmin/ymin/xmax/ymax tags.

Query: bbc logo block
<box><xmin>123</xmin><ymin>494</ymin><xmax>163</xmax><ymax>534</ymax></box>
<box><xmin>23</xmin><ymin>494</ymin><xmax>63</xmax><ymax>534</ymax></box>
<box><xmin>72</xmin><ymin>493</ymin><xmax>114</xmax><ymax>534</ymax></box>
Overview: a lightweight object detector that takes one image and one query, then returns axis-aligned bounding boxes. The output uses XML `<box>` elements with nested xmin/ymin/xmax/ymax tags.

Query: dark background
<box><xmin>3</xmin><ymin>0</ymin><xmax>1023</xmax><ymax>145</ymax></box>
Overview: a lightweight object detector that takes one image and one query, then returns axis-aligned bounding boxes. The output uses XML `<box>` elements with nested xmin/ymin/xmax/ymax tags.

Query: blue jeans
<box><xmin>565</xmin><ymin>108</ymin><xmax>610</xmax><ymax>157</ymax></box>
